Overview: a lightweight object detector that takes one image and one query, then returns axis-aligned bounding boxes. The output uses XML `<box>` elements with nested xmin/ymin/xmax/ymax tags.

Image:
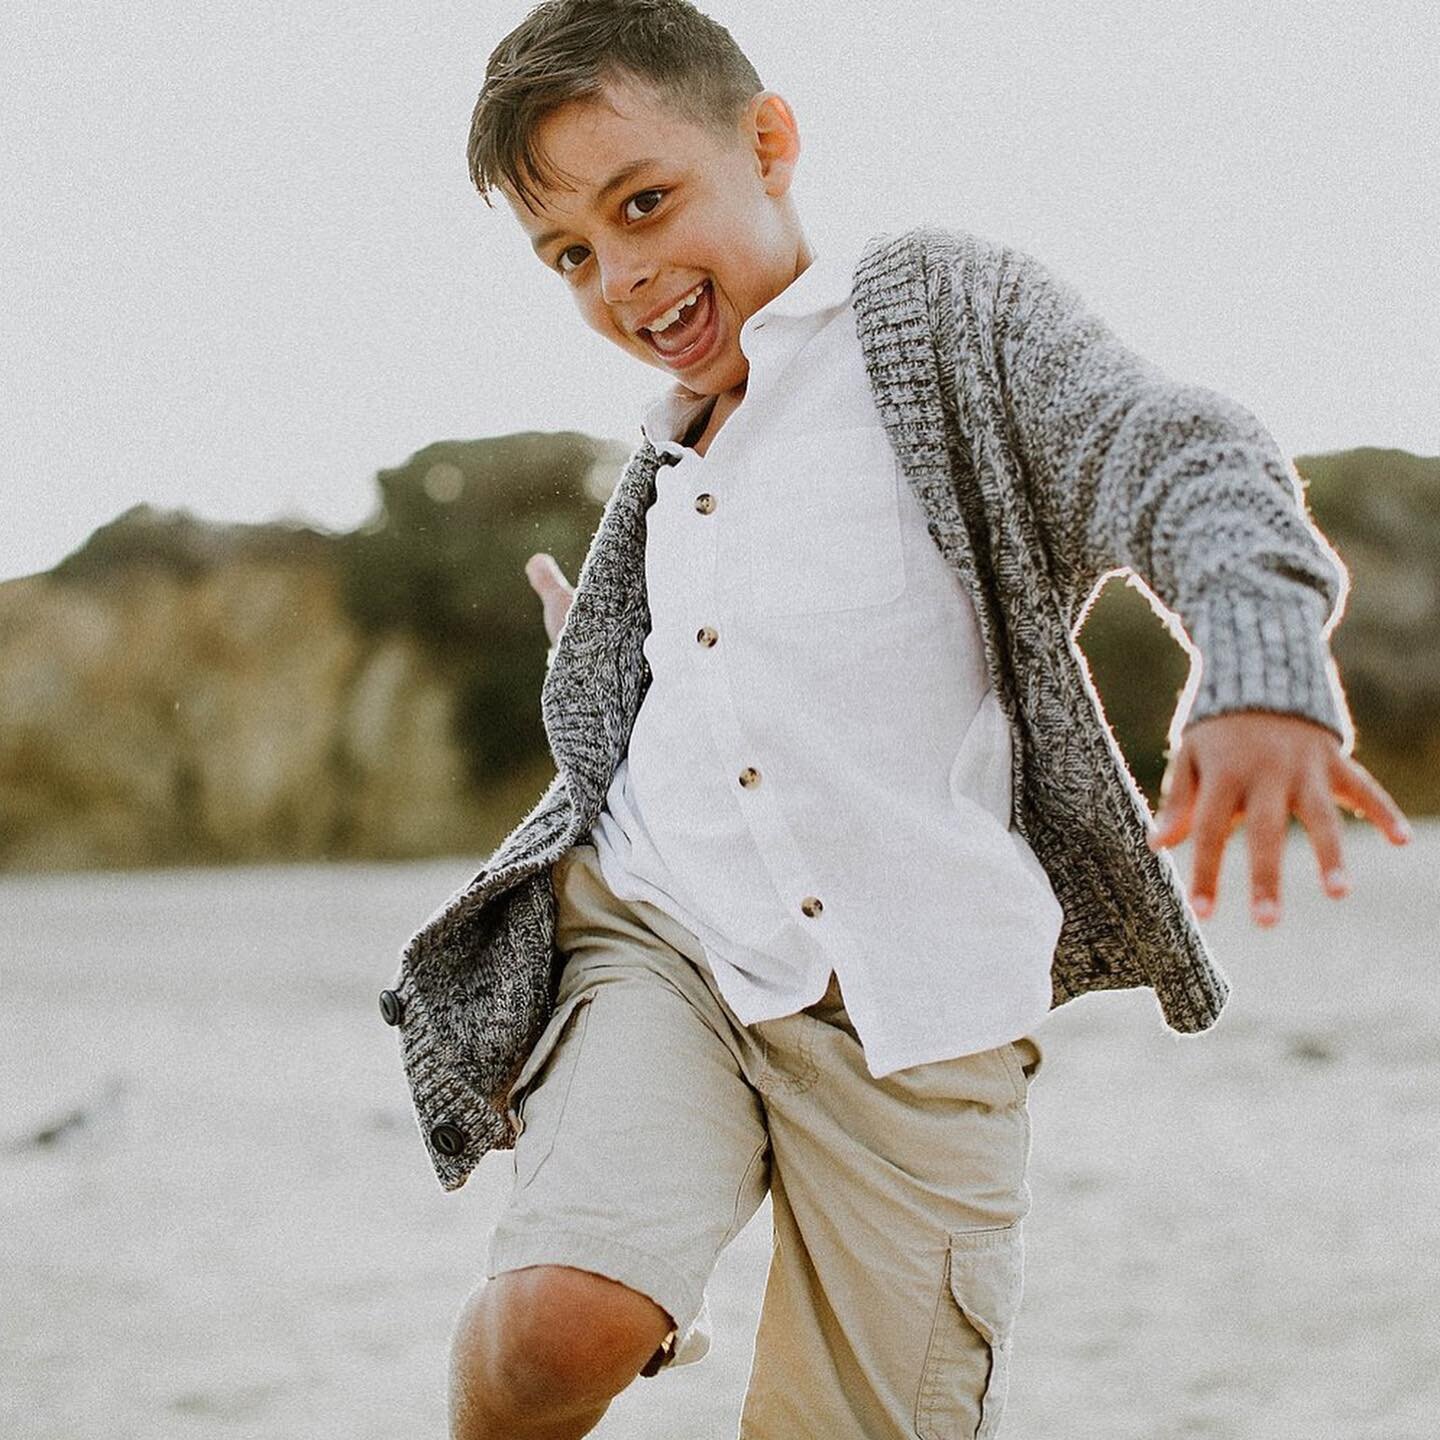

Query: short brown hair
<box><xmin>468</xmin><ymin>0</ymin><xmax>764</xmax><ymax>211</ymax></box>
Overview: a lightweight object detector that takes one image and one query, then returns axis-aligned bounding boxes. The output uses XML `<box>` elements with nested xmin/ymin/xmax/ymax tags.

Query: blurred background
<box><xmin>3</xmin><ymin>2</ymin><xmax>1437</xmax><ymax>1437</ymax></box>
<box><xmin>2</xmin><ymin>439</ymin><xmax>1437</xmax><ymax>873</ymax></box>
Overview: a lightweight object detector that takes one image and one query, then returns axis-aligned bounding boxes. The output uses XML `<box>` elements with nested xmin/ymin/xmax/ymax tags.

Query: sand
<box><xmin>4</xmin><ymin>822</ymin><xmax>1437</xmax><ymax>1438</ymax></box>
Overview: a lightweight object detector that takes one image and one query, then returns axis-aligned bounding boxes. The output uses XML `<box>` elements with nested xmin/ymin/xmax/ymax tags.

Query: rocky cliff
<box><xmin>0</xmin><ymin>432</ymin><xmax>628</xmax><ymax>870</ymax></box>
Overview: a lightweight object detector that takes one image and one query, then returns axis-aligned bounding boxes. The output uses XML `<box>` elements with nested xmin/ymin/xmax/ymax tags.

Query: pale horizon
<box><xmin>3</xmin><ymin>0</ymin><xmax>1436</xmax><ymax>583</ymax></box>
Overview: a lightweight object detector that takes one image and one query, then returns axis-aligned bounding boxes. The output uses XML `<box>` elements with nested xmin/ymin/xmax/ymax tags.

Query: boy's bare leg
<box><xmin>448</xmin><ymin>1264</ymin><xmax>675</xmax><ymax>1440</ymax></box>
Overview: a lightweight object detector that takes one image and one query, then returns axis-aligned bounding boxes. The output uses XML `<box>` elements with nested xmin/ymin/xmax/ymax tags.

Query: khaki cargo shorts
<box><xmin>485</xmin><ymin>840</ymin><xmax>1044</xmax><ymax>1440</ymax></box>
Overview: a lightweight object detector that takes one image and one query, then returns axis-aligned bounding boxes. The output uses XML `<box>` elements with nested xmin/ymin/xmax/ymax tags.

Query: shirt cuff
<box><xmin>1175</xmin><ymin>590</ymin><xmax>1354</xmax><ymax>753</ymax></box>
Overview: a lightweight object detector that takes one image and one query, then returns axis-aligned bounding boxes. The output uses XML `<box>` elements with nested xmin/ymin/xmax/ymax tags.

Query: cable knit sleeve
<box><xmin>985</xmin><ymin>241</ymin><xmax>1355</xmax><ymax>752</ymax></box>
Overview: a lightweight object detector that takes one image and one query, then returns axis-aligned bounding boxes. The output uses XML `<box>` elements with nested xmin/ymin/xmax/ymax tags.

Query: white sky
<box><xmin>2</xmin><ymin>0</ymin><xmax>1436</xmax><ymax>583</ymax></box>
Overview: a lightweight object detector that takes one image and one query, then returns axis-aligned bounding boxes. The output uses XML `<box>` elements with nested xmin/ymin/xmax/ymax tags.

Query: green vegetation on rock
<box><xmin>336</xmin><ymin>432</ymin><xmax>630</xmax><ymax>785</ymax></box>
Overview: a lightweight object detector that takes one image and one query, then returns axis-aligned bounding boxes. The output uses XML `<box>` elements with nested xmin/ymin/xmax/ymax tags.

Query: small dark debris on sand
<box><xmin>9</xmin><ymin>1074</ymin><xmax>127</xmax><ymax>1150</ymax></box>
<box><xmin>1285</xmin><ymin>1032</ymin><xmax>1341</xmax><ymax>1064</ymax></box>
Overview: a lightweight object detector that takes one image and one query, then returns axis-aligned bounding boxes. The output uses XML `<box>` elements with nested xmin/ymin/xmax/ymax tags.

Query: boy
<box><xmin>378</xmin><ymin>2</ymin><xmax>1412</xmax><ymax>1435</ymax></box>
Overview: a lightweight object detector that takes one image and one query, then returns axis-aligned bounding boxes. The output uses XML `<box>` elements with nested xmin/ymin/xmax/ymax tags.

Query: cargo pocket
<box><xmin>915</xmin><ymin>1222</ymin><xmax>1024</xmax><ymax>1440</ymax></box>
<box><xmin>505</xmin><ymin>992</ymin><xmax>594</xmax><ymax>1190</ymax></box>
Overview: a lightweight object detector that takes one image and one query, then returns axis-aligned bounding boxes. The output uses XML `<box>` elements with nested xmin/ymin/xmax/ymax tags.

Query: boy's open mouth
<box><xmin>640</xmin><ymin>279</ymin><xmax>717</xmax><ymax>369</ymax></box>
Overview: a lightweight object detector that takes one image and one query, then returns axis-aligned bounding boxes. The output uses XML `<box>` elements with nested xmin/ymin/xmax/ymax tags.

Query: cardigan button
<box><xmin>694</xmin><ymin>492</ymin><xmax>715</xmax><ymax>514</ymax></box>
<box><xmin>800</xmin><ymin>896</ymin><xmax>824</xmax><ymax>918</ymax></box>
<box><xmin>696</xmin><ymin>625</ymin><xmax>718</xmax><ymax>647</ymax></box>
<box><xmin>431</xmin><ymin>1123</ymin><xmax>467</xmax><ymax>1157</ymax></box>
<box><xmin>378</xmin><ymin>989</ymin><xmax>405</xmax><ymax>1026</ymax></box>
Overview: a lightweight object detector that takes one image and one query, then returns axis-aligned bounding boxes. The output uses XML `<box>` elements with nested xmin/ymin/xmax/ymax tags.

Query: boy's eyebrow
<box><xmin>529</xmin><ymin>157</ymin><xmax>663</xmax><ymax>254</ymax></box>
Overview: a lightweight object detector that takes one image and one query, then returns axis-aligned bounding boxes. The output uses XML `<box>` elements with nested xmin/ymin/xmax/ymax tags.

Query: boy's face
<box><xmin>501</xmin><ymin>73</ymin><xmax>810</xmax><ymax>400</ymax></box>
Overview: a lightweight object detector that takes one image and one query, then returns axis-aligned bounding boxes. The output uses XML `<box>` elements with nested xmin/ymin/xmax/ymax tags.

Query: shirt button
<box><xmin>430</xmin><ymin>1123</ymin><xmax>467</xmax><ymax>1157</ymax></box>
<box><xmin>378</xmin><ymin>989</ymin><xmax>405</xmax><ymax>1025</ymax></box>
<box><xmin>694</xmin><ymin>492</ymin><xmax>715</xmax><ymax>514</ymax></box>
<box><xmin>696</xmin><ymin>625</ymin><xmax>718</xmax><ymax>647</ymax></box>
<box><xmin>738</xmin><ymin>766</ymin><xmax>761</xmax><ymax>788</ymax></box>
<box><xmin>800</xmin><ymin>896</ymin><xmax>824</xmax><ymax>918</ymax></box>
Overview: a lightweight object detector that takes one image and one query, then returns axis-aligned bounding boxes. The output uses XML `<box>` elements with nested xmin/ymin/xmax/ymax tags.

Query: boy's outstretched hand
<box><xmin>1145</xmin><ymin>710</ymin><xmax>1413</xmax><ymax>928</ymax></box>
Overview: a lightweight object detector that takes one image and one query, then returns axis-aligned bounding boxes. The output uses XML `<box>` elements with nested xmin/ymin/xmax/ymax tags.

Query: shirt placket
<box><xmin>679</xmin><ymin>423</ymin><xmax>840</xmax><ymax>981</ymax></box>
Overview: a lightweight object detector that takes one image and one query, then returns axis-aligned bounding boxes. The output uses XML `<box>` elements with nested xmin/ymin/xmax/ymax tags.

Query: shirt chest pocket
<box><xmin>741</xmin><ymin>427</ymin><xmax>907</xmax><ymax>616</ymax></box>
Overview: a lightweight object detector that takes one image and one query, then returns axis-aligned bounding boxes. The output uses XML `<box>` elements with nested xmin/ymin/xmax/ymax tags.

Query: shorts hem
<box><xmin>485</xmin><ymin>1224</ymin><xmax>706</xmax><ymax>1347</ymax></box>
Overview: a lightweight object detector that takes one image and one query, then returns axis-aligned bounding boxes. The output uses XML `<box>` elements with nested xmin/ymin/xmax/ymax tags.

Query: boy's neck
<box><xmin>684</xmin><ymin>384</ymin><xmax>746</xmax><ymax>458</ymax></box>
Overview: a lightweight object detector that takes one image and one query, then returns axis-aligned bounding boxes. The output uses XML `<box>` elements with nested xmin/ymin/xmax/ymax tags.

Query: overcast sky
<box><xmin>3</xmin><ymin>0</ymin><xmax>1436</xmax><ymax>583</ymax></box>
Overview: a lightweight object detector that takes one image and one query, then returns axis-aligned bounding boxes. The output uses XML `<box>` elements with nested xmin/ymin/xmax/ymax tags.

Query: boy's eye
<box><xmin>623</xmin><ymin>188</ymin><xmax>664</xmax><ymax>221</ymax></box>
<box><xmin>557</xmin><ymin>245</ymin><xmax>590</xmax><ymax>275</ymax></box>
<box><xmin>553</xmin><ymin>191</ymin><xmax>664</xmax><ymax>275</ymax></box>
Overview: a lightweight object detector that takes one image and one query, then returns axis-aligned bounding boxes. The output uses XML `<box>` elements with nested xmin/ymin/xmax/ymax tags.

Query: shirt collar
<box><xmin>639</xmin><ymin>233</ymin><xmax>867</xmax><ymax>450</ymax></box>
<box><xmin>744</xmin><ymin>236</ymin><xmax>861</xmax><ymax>322</ymax></box>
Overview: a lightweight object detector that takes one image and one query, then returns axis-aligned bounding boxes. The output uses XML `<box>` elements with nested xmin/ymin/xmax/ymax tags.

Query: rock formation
<box><xmin>0</xmin><ymin>432</ymin><xmax>628</xmax><ymax>870</ymax></box>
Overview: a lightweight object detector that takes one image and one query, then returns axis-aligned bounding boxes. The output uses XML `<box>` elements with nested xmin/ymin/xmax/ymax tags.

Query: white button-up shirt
<box><xmin>588</xmin><ymin>234</ymin><xmax>1065</xmax><ymax>1077</ymax></box>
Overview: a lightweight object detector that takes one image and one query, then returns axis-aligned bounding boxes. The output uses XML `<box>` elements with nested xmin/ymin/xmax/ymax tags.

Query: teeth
<box><xmin>647</xmin><ymin>282</ymin><xmax>705</xmax><ymax>335</ymax></box>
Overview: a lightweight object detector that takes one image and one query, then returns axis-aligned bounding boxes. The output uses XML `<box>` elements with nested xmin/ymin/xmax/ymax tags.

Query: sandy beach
<box><xmin>4</xmin><ymin>822</ymin><xmax>1437</xmax><ymax>1438</ymax></box>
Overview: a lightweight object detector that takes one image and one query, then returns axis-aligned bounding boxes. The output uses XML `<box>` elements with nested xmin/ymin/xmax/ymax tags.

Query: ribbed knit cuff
<box><xmin>1177</xmin><ymin>590</ymin><xmax>1354</xmax><ymax>752</ymax></box>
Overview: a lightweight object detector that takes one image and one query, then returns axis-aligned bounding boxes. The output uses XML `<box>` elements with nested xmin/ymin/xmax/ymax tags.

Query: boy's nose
<box><xmin>597</xmin><ymin>259</ymin><xmax>652</xmax><ymax>310</ymax></box>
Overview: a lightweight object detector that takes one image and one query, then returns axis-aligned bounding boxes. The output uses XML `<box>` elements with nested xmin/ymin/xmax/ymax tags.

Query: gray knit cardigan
<box><xmin>381</xmin><ymin>223</ymin><xmax>1352</xmax><ymax>1193</ymax></box>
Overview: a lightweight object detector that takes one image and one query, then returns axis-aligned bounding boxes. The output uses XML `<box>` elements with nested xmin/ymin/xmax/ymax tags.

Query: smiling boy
<box><xmin>379</xmin><ymin>2</ymin><xmax>1412</xmax><ymax>1437</ymax></box>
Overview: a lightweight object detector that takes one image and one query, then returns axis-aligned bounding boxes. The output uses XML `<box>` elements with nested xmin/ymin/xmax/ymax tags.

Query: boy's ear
<box><xmin>743</xmin><ymin>90</ymin><xmax>803</xmax><ymax>196</ymax></box>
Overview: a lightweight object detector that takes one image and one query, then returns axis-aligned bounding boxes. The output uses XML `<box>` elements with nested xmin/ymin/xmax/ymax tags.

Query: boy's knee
<box><xmin>451</xmin><ymin>1265</ymin><xmax>674</xmax><ymax>1428</ymax></box>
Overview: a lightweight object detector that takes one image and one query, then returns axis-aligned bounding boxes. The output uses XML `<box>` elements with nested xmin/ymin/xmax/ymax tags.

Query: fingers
<box><xmin>1243</xmin><ymin>783</ymin><xmax>1292</xmax><ymax>927</ymax></box>
<box><xmin>525</xmin><ymin>553</ymin><xmax>574</xmax><ymax>600</ymax></box>
<box><xmin>1144</xmin><ymin>716</ymin><xmax>1414</xmax><ymax>928</ymax></box>
<box><xmin>1184</xmin><ymin>774</ymin><xmax>1245</xmax><ymax>920</ymax></box>
<box><xmin>1146</xmin><ymin>744</ymin><xmax>1241</xmax><ymax>919</ymax></box>
<box><xmin>525</xmin><ymin>553</ymin><xmax>576</xmax><ymax>648</ymax></box>
<box><xmin>1331</xmin><ymin>756</ymin><xmax>1414</xmax><ymax>846</ymax></box>
<box><xmin>1294</xmin><ymin>774</ymin><xmax>1350</xmax><ymax>901</ymax></box>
